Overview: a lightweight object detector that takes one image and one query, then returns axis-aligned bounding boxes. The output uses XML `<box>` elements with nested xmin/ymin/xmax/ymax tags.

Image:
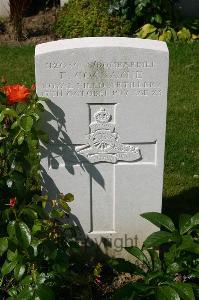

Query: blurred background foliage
<box><xmin>54</xmin><ymin>0</ymin><xmax>199</xmax><ymax>41</ymax></box>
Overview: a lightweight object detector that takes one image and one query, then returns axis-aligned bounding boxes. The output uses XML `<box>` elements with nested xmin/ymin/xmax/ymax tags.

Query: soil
<box><xmin>0</xmin><ymin>7</ymin><xmax>59</xmax><ymax>45</ymax></box>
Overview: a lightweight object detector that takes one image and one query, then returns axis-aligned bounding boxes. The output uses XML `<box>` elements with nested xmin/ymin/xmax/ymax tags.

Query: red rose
<box><xmin>3</xmin><ymin>84</ymin><xmax>30</xmax><ymax>105</ymax></box>
<box><xmin>9</xmin><ymin>197</ymin><xmax>17</xmax><ymax>207</ymax></box>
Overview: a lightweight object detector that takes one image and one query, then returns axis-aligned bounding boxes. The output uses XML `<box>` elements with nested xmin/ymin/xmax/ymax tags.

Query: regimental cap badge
<box><xmin>94</xmin><ymin>107</ymin><xmax>111</xmax><ymax>123</ymax></box>
<box><xmin>77</xmin><ymin>106</ymin><xmax>142</xmax><ymax>163</ymax></box>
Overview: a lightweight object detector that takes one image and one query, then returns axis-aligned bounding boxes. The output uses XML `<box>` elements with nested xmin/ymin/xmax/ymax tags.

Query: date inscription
<box><xmin>39</xmin><ymin>60</ymin><xmax>163</xmax><ymax>98</ymax></box>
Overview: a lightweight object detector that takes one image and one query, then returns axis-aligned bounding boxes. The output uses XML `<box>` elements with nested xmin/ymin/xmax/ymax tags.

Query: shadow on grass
<box><xmin>162</xmin><ymin>187</ymin><xmax>199</xmax><ymax>223</ymax></box>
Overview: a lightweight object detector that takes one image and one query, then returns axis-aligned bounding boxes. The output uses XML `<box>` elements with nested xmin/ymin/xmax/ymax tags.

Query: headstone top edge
<box><xmin>35</xmin><ymin>37</ymin><xmax>168</xmax><ymax>56</ymax></box>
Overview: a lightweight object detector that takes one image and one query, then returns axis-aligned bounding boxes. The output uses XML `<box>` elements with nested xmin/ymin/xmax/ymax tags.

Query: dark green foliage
<box><xmin>109</xmin><ymin>0</ymin><xmax>175</xmax><ymax>27</ymax></box>
<box><xmin>109</xmin><ymin>0</ymin><xmax>199</xmax><ymax>41</ymax></box>
<box><xmin>110</xmin><ymin>212</ymin><xmax>199</xmax><ymax>299</ymax></box>
<box><xmin>0</xmin><ymin>88</ymin><xmax>94</xmax><ymax>299</ymax></box>
<box><xmin>55</xmin><ymin>0</ymin><xmax>132</xmax><ymax>38</ymax></box>
<box><xmin>0</xmin><ymin>91</ymin><xmax>42</xmax><ymax>199</ymax></box>
<box><xmin>0</xmin><ymin>193</ymin><xmax>94</xmax><ymax>299</ymax></box>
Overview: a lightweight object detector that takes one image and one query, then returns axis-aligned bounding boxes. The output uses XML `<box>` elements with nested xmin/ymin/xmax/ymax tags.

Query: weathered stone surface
<box><xmin>35</xmin><ymin>37</ymin><xmax>169</xmax><ymax>256</ymax></box>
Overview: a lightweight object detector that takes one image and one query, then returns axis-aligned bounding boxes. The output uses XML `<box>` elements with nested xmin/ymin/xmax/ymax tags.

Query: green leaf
<box><xmin>154</xmin><ymin>14</ymin><xmax>162</xmax><ymax>24</ymax></box>
<box><xmin>192</xmin><ymin>284</ymin><xmax>199</xmax><ymax>299</ymax></box>
<box><xmin>49</xmin><ymin>209</ymin><xmax>65</xmax><ymax>219</ymax></box>
<box><xmin>32</xmin><ymin>112</ymin><xmax>40</xmax><ymax>121</ymax></box>
<box><xmin>17</xmin><ymin>286</ymin><xmax>34</xmax><ymax>300</ymax></box>
<box><xmin>0</xmin><ymin>111</ymin><xmax>4</xmax><ymax>122</ymax></box>
<box><xmin>14</xmin><ymin>264</ymin><xmax>25</xmax><ymax>281</ymax></box>
<box><xmin>18</xmin><ymin>134</ymin><xmax>24</xmax><ymax>145</ymax></box>
<box><xmin>21</xmin><ymin>275</ymin><xmax>33</xmax><ymax>285</ymax></box>
<box><xmin>141</xmin><ymin>212</ymin><xmax>176</xmax><ymax>232</ymax></box>
<box><xmin>171</xmin><ymin>283</ymin><xmax>195</xmax><ymax>300</ymax></box>
<box><xmin>59</xmin><ymin>200</ymin><xmax>71</xmax><ymax>212</ymax></box>
<box><xmin>148</xmin><ymin>32</ymin><xmax>159</xmax><ymax>40</ymax></box>
<box><xmin>35</xmin><ymin>285</ymin><xmax>55</xmax><ymax>300</ymax></box>
<box><xmin>20</xmin><ymin>115</ymin><xmax>33</xmax><ymax>132</ymax></box>
<box><xmin>159</xmin><ymin>30</ymin><xmax>171</xmax><ymax>41</ymax></box>
<box><xmin>3</xmin><ymin>108</ymin><xmax>17</xmax><ymax>117</ymax></box>
<box><xmin>21</xmin><ymin>208</ymin><xmax>38</xmax><ymax>220</ymax></box>
<box><xmin>190</xmin><ymin>212</ymin><xmax>199</xmax><ymax>228</ymax></box>
<box><xmin>157</xmin><ymin>286</ymin><xmax>180</xmax><ymax>300</ymax></box>
<box><xmin>111</xmin><ymin>282</ymin><xmax>136</xmax><ymax>300</ymax></box>
<box><xmin>37</xmin><ymin>130</ymin><xmax>49</xmax><ymax>143</ymax></box>
<box><xmin>16</xmin><ymin>102</ymin><xmax>27</xmax><ymax>114</ymax></box>
<box><xmin>0</xmin><ymin>91</ymin><xmax>7</xmax><ymax>104</ymax></box>
<box><xmin>125</xmin><ymin>246</ymin><xmax>151</xmax><ymax>268</ymax></box>
<box><xmin>144</xmin><ymin>231</ymin><xmax>175</xmax><ymax>248</ymax></box>
<box><xmin>1</xmin><ymin>260</ymin><xmax>17</xmax><ymax>276</ymax></box>
<box><xmin>11</xmin><ymin>120</ymin><xmax>19</xmax><ymax>129</ymax></box>
<box><xmin>137</xmin><ymin>24</ymin><xmax>156</xmax><ymax>38</ymax></box>
<box><xmin>167</xmin><ymin>262</ymin><xmax>182</xmax><ymax>274</ymax></box>
<box><xmin>7</xmin><ymin>221</ymin><xmax>16</xmax><ymax>237</ymax></box>
<box><xmin>32</xmin><ymin>220</ymin><xmax>42</xmax><ymax>235</ymax></box>
<box><xmin>187</xmin><ymin>243</ymin><xmax>199</xmax><ymax>255</ymax></box>
<box><xmin>109</xmin><ymin>258</ymin><xmax>145</xmax><ymax>275</ymax></box>
<box><xmin>7</xmin><ymin>249</ymin><xmax>18</xmax><ymax>261</ymax></box>
<box><xmin>36</xmin><ymin>273</ymin><xmax>49</xmax><ymax>285</ymax></box>
<box><xmin>0</xmin><ymin>237</ymin><xmax>8</xmax><ymax>256</ymax></box>
<box><xmin>147</xmin><ymin>249</ymin><xmax>161</xmax><ymax>271</ymax></box>
<box><xmin>165</xmin><ymin>30</ymin><xmax>172</xmax><ymax>42</ymax></box>
<box><xmin>179</xmin><ymin>212</ymin><xmax>199</xmax><ymax>235</ymax></box>
<box><xmin>170</xmin><ymin>27</ymin><xmax>177</xmax><ymax>41</ymax></box>
<box><xmin>62</xmin><ymin>193</ymin><xmax>74</xmax><ymax>202</ymax></box>
<box><xmin>179</xmin><ymin>236</ymin><xmax>199</xmax><ymax>254</ymax></box>
<box><xmin>179</xmin><ymin>214</ymin><xmax>192</xmax><ymax>235</ymax></box>
<box><xmin>15</xmin><ymin>222</ymin><xmax>31</xmax><ymax>249</ymax></box>
<box><xmin>0</xmin><ymin>112</ymin><xmax>5</xmax><ymax>122</ymax></box>
<box><xmin>7</xmin><ymin>287</ymin><xmax>18</xmax><ymax>297</ymax></box>
<box><xmin>179</xmin><ymin>235</ymin><xmax>194</xmax><ymax>250</ymax></box>
<box><xmin>177</xmin><ymin>27</ymin><xmax>191</xmax><ymax>41</ymax></box>
<box><xmin>145</xmin><ymin>271</ymin><xmax>163</xmax><ymax>284</ymax></box>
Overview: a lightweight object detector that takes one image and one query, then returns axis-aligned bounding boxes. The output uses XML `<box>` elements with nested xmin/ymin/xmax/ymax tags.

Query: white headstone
<box><xmin>35</xmin><ymin>37</ymin><xmax>169</xmax><ymax>257</ymax></box>
<box><xmin>60</xmin><ymin>0</ymin><xmax>69</xmax><ymax>7</ymax></box>
<box><xmin>0</xmin><ymin>0</ymin><xmax>10</xmax><ymax>17</ymax></box>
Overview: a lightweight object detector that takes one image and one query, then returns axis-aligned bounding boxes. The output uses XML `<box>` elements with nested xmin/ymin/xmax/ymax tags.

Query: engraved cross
<box><xmin>73</xmin><ymin>105</ymin><xmax>155</xmax><ymax>235</ymax></box>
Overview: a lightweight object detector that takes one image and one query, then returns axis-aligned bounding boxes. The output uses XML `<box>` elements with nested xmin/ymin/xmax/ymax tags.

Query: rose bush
<box><xmin>0</xmin><ymin>81</ymin><xmax>95</xmax><ymax>299</ymax></box>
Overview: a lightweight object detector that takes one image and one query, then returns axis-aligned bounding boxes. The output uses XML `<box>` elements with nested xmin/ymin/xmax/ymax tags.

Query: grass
<box><xmin>0</xmin><ymin>42</ymin><xmax>198</xmax><ymax>218</ymax></box>
<box><xmin>163</xmin><ymin>42</ymin><xmax>199</xmax><ymax>219</ymax></box>
<box><xmin>0</xmin><ymin>45</ymin><xmax>35</xmax><ymax>86</ymax></box>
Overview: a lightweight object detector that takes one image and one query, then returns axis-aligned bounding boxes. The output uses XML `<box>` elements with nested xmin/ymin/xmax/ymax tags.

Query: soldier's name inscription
<box><xmin>39</xmin><ymin>59</ymin><xmax>163</xmax><ymax>98</ymax></box>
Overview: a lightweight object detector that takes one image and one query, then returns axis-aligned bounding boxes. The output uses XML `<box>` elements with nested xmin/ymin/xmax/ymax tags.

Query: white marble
<box><xmin>0</xmin><ymin>0</ymin><xmax>10</xmax><ymax>17</ymax></box>
<box><xmin>35</xmin><ymin>37</ymin><xmax>169</xmax><ymax>257</ymax></box>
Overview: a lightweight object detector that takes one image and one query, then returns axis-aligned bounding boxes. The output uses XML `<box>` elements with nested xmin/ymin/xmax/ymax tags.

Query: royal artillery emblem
<box><xmin>76</xmin><ymin>107</ymin><xmax>141</xmax><ymax>163</ymax></box>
